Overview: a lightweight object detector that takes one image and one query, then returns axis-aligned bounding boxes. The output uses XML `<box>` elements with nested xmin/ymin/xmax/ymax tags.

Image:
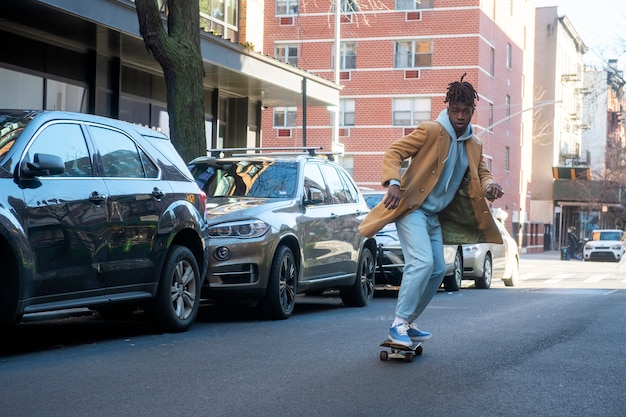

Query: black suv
<box><xmin>0</xmin><ymin>110</ymin><xmax>209</xmax><ymax>332</ymax></box>
<box><xmin>187</xmin><ymin>148</ymin><xmax>378</xmax><ymax>319</ymax></box>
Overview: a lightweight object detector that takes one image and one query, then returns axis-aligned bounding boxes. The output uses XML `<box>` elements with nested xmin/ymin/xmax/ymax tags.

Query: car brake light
<box><xmin>198</xmin><ymin>188</ymin><xmax>208</xmax><ymax>216</ymax></box>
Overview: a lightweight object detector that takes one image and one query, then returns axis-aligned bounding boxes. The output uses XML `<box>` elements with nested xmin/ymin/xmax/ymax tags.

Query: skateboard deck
<box><xmin>379</xmin><ymin>339</ymin><xmax>423</xmax><ymax>362</ymax></box>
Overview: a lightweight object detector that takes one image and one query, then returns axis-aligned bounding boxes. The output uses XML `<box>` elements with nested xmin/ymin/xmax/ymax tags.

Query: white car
<box><xmin>582</xmin><ymin>229</ymin><xmax>625</xmax><ymax>262</ymax></box>
<box><xmin>461</xmin><ymin>210</ymin><xmax>520</xmax><ymax>289</ymax></box>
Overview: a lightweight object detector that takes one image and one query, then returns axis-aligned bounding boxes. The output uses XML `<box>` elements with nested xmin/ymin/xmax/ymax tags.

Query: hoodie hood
<box><xmin>418</xmin><ymin>109</ymin><xmax>471</xmax><ymax>214</ymax></box>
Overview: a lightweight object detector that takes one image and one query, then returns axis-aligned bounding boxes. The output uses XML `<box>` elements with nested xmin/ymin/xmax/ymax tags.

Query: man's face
<box><xmin>447</xmin><ymin>101</ymin><xmax>474</xmax><ymax>136</ymax></box>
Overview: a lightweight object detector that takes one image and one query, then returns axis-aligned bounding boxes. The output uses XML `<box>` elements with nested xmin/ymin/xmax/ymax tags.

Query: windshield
<box><xmin>190</xmin><ymin>160</ymin><xmax>298</xmax><ymax>198</ymax></box>
<box><xmin>0</xmin><ymin>110</ymin><xmax>38</xmax><ymax>160</ymax></box>
<box><xmin>592</xmin><ymin>231</ymin><xmax>623</xmax><ymax>241</ymax></box>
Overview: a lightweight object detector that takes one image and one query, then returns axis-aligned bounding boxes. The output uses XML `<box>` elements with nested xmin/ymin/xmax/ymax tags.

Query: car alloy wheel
<box><xmin>340</xmin><ymin>247</ymin><xmax>375</xmax><ymax>307</ymax></box>
<box><xmin>475</xmin><ymin>254</ymin><xmax>492</xmax><ymax>289</ymax></box>
<box><xmin>152</xmin><ymin>245</ymin><xmax>201</xmax><ymax>332</ymax></box>
<box><xmin>261</xmin><ymin>245</ymin><xmax>297</xmax><ymax>320</ymax></box>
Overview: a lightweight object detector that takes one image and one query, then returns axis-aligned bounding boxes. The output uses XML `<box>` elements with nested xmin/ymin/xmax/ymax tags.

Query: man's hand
<box><xmin>383</xmin><ymin>184</ymin><xmax>401</xmax><ymax>210</ymax></box>
<box><xmin>485</xmin><ymin>183</ymin><xmax>504</xmax><ymax>201</ymax></box>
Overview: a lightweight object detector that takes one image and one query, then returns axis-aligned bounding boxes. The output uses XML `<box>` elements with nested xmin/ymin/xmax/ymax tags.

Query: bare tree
<box><xmin>134</xmin><ymin>0</ymin><xmax>205</xmax><ymax>162</ymax></box>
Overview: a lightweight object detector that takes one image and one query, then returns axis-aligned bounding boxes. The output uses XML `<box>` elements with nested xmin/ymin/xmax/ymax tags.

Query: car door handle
<box><xmin>152</xmin><ymin>187</ymin><xmax>165</xmax><ymax>200</ymax></box>
<box><xmin>89</xmin><ymin>191</ymin><xmax>106</xmax><ymax>205</ymax></box>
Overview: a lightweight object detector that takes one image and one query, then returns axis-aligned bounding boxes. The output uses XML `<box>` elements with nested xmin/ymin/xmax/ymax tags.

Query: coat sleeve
<box><xmin>380</xmin><ymin>123</ymin><xmax>429</xmax><ymax>187</ymax></box>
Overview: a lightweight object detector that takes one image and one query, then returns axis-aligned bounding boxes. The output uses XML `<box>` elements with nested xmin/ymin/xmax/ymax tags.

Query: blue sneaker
<box><xmin>406</xmin><ymin>323</ymin><xmax>432</xmax><ymax>342</ymax></box>
<box><xmin>388</xmin><ymin>323</ymin><xmax>412</xmax><ymax>347</ymax></box>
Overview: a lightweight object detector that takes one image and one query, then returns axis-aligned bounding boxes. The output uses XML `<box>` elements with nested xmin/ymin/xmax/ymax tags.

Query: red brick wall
<box><xmin>263</xmin><ymin>0</ymin><xmax>523</xmax><ymax>216</ymax></box>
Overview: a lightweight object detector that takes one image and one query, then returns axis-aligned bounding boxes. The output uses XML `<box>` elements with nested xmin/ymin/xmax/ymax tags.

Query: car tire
<box><xmin>260</xmin><ymin>245</ymin><xmax>297</xmax><ymax>320</ymax></box>
<box><xmin>340</xmin><ymin>247</ymin><xmax>375</xmax><ymax>307</ymax></box>
<box><xmin>442</xmin><ymin>249</ymin><xmax>463</xmax><ymax>292</ymax></box>
<box><xmin>502</xmin><ymin>259</ymin><xmax>519</xmax><ymax>287</ymax></box>
<box><xmin>150</xmin><ymin>245</ymin><xmax>201</xmax><ymax>333</ymax></box>
<box><xmin>475</xmin><ymin>254</ymin><xmax>492</xmax><ymax>289</ymax></box>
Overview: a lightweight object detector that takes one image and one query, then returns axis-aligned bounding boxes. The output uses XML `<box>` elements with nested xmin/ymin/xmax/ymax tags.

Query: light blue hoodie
<box><xmin>419</xmin><ymin>109</ymin><xmax>472</xmax><ymax>215</ymax></box>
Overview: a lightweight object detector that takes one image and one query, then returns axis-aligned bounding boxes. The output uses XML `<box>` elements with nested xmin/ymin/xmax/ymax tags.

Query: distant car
<box><xmin>0</xmin><ymin>110</ymin><xmax>210</xmax><ymax>332</ymax></box>
<box><xmin>360</xmin><ymin>189</ymin><xmax>463</xmax><ymax>291</ymax></box>
<box><xmin>188</xmin><ymin>148</ymin><xmax>378</xmax><ymax>319</ymax></box>
<box><xmin>461</xmin><ymin>210</ymin><xmax>520</xmax><ymax>288</ymax></box>
<box><xmin>582</xmin><ymin>229</ymin><xmax>625</xmax><ymax>262</ymax></box>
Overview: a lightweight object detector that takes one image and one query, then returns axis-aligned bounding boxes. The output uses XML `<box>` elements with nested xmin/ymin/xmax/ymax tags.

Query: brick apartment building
<box><xmin>262</xmin><ymin>0</ymin><xmax>538</xmax><ymax>250</ymax></box>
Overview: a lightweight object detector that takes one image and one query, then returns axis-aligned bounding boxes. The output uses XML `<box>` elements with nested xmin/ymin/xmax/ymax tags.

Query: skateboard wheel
<box><xmin>379</xmin><ymin>350</ymin><xmax>388</xmax><ymax>361</ymax></box>
<box><xmin>404</xmin><ymin>352</ymin><xmax>413</xmax><ymax>362</ymax></box>
<box><xmin>415</xmin><ymin>345</ymin><xmax>423</xmax><ymax>356</ymax></box>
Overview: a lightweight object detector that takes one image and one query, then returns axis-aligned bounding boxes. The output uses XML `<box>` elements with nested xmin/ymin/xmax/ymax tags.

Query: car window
<box><xmin>25</xmin><ymin>122</ymin><xmax>93</xmax><ymax>177</ymax></box>
<box><xmin>303</xmin><ymin>162</ymin><xmax>331</xmax><ymax>204</ymax></box>
<box><xmin>319</xmin><ymin>163</ymin><xmax>353</xmax><ymax>204</ymax></box>
<box><xmin>337</xmin><ymin>169</ymin><xmax>360</xmax><ymax>204</ymax></box>
<box><xmin>363</xmin><ymin>193</ymin><xmax>384</xmax><ymax>209</ymax></box>
<box><xmin>192</xmin><ymin>160</ymin><xmax>296</xmax><ymax>198</ymax></box>
<box><xmin>89</xmin><ymin>125</ymin><xmax>158</xmax><ymax>178</ymax></box>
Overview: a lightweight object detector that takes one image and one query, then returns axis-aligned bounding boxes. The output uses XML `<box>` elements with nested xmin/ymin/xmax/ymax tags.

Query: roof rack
<box><xmin>207</xmin><ymin>146</ymin><xmax>323</xmax><ymax>157</ymax></box>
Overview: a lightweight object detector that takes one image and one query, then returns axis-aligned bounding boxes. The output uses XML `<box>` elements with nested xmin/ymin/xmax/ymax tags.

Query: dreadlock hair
<box><xmin>444</xmin><ymin>73</ymin><xmax>479</xmax><ymax>107</ymax></box>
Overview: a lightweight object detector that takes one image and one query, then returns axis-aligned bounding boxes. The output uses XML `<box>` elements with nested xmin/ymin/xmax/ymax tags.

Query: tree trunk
<box><xmin>134</xmin><ymin>0</ymin><xmax>206</xmax><ymax>163</ymax></box>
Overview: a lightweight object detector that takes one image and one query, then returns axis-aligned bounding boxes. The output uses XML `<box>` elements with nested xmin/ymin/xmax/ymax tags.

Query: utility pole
<box><xmin>331</xmin><ymin>1</ymin><xmax>344</xmax><ymax>156</ymax></box>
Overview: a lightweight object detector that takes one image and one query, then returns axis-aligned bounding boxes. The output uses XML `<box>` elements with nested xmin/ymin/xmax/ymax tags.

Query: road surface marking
<box><xmin>519</xmin><ymin>272</ymin><xmax>541</xmax><ymax>281</ymax></box>
<box><xmin>583</xmin><ymin>274</ymin><xmax>608</xmax><ymax>283</ymax></box>
<box><xmin>545</xmin><ymin>273</ymin><xmax>572</xmax><ymax>284</ymax></box>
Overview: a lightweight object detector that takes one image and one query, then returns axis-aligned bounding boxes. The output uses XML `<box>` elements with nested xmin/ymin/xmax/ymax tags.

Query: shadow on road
<box><xmin>0</xmin><ymin>311</ymin><xmax>154</xmax><ymax>357</ymax></box>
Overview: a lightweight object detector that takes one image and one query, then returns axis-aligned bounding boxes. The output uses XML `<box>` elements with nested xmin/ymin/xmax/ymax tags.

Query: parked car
<box><xmin>461</xmin><ymin>209</ymin><xmax>520</xmax><ymax>288</ymax></box>
<box><xmin>582</xmin><ymin>229</ymin><xmax>625</xmax><ymax>262</ymax></box>
<box><xmin>360</xmin><ymin>189</ymin><xmax>463</xmax><ymax>291</ymax></box>
<box><xmin>0</xmin><ymin>110</ymin><xmax>209</xmax><ymax>332</ymax></box>
<box><xmin>187</xmin><ymin>148</ymin><xmax>378</xmax><ymax>319</ymax></box>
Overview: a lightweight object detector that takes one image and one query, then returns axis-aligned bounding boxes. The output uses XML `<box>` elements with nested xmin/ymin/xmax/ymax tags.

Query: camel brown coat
<box><xmin>358</xmin><ymin>122</ymin><xmax>503</xmax><ymax>245</ymax></box>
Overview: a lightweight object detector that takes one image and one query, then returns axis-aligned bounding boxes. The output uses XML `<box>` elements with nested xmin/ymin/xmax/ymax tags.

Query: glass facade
<box><xmin>0</xmin><ymin>67</ymin><xmax>87</xmax><ymax>112</ymax></box>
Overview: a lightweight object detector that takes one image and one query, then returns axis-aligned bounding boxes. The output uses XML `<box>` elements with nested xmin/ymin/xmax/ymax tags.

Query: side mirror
<box><xmin>21</xmin><ymin>153</ymin><xmax>65</xmax><ymax>177</ymax></box>
<box><xmin>305</xmin><ymin>187</ymin><xmax>324</xmax><ymax>205</ymax></box>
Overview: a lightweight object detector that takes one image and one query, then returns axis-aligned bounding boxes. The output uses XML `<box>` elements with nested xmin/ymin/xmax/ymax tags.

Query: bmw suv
<box><xmin>187</xmin><ymin>148</ymin><xmax>377</xmax><ymax>319</ymax></box>
<box><xmin>0</xmin><ymin>110</ymin><xmax>209</xmax><ymax>332</ymax></box>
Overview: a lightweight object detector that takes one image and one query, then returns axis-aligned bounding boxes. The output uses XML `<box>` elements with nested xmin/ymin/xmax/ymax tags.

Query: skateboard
<box><xmin>379</xmin><ymin>339</ymin><xmax>423</xmax><ymax>362</ymax></box>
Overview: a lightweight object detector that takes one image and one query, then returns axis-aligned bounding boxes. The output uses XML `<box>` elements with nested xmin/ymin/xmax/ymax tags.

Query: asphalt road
<box><xmin>1</xmin><ymin>253</ymin><xmax>625</xmax><ymax>417</ymax></box>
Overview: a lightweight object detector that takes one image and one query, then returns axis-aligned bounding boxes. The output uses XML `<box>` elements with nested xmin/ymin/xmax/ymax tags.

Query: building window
<box><xmin>393</xmin><ymin>97</ymin><xmax>431</xmax><ymax>126</ymax></box>
<box><xmin>340</xmin><ymin>99</ymin><xmax>355</xmax><ymax>126</ymax></box>
<box><xmin>504</xmin><ymin>146</ymin><xmax>510</xmax><ymax>171</ymax></box>
<box><xmin>505</xmin><ymin>95</ymin><xmax>511</xmax><ymax>117</ymax></box>
<box><xmin>396</xmin><ymin>0</ymin><xmax>433</xmax><ymax>9</ymax></box>
<box><xmin>274</xmin><ymin>107</ymin><xmax>297</xmax><ymax>127</ymax></box>
<box><xmin>394</xmin><ymin>40</ymin><xmax>432</xmax><ymax>68</ymax></box>
<box><xmin>488</xmin><ymin>103</ymin><xmax>494</xmax><ymax>132</ymax></box>
<box><xmin>276</xmin><ymin>0</ymin><xmax>298</xmax><ymax>15</ymax></box>
<box><xmin>275</xmin><ymin>44</ymin><xmax>299</xmax><ymax>66</ymax></box>
<box><xmin>199</xmin><ymin>0</ymin><xmax>238</xmax><ymax>41</ymax></box>
<box><xmin>489</xmin><ymin>47</ymin><xmax>495</xmax><ymax>76</ymax></box>
<box><xmin>0</xmin><ymin>67</ymin><xmax>90</xmax><ymax>112</ymax></box>
<box><xmin>333</xmin><ymin>42</ymin><xmax>357</xmax><ymax>70</ymax></box>
<box><xmin>506</xmin><ymin>43</ymin><xmax>512</xmax><ymax>69</ymax></box>
<box><xmin>46</xmin><ymin>79</ymin><xmax>89</xmax><ymax>112</ymax></box>
<box><xmin>341</xmin><ymin>0</ymin><xmax>359</xmax><ymax>13</ymax></box>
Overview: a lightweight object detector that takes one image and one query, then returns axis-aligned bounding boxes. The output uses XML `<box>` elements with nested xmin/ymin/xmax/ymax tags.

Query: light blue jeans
<box><xmin>394</xmin><ymin>209</ymin><xmax>446</xmax><ymax>323</ymax></box>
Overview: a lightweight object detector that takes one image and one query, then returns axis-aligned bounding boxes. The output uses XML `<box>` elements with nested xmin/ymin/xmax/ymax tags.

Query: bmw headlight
<box><xmin>208</xmin><ymin>219</ymin><xmax>270</xmax><ymax>238</ymax></box>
